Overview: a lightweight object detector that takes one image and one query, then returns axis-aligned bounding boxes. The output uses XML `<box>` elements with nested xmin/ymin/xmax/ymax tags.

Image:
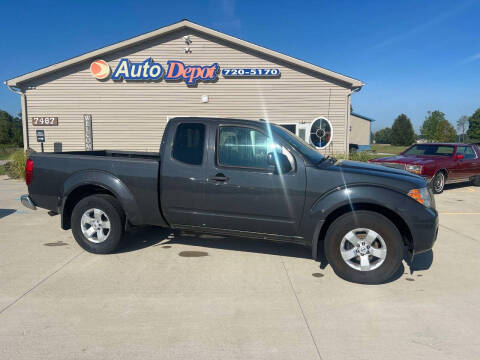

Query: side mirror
<box><xmin>267</xmin><ymin>152</ymin><xmax>292</xmax><ymax>173</ymax></box>
<box><xmin>456</xmin><ymin>154</ymin><xmax>464</xmax><ymax>160</ymax></box>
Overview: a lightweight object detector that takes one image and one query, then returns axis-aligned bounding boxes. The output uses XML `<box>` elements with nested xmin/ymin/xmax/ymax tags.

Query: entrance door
<box><xmin>202</xmin><ymin>123</ymin><xmax>306</xmax><ymax>237</ymax></box>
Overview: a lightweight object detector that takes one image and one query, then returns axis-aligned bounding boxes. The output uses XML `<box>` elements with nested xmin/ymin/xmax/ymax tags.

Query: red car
<box><xmin>369</xmin><ymin>143</ymin><xmax>480</xmax><ymax>193</ymax></box>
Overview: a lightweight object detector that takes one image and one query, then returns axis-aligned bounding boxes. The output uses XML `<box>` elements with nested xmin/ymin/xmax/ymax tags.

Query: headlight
<box><xmin>408</xmin><ymin>187</ymin><xmax>435</xmax><ymax>208</ymax></box>
<box><xmin>406</xmin><ymin>164</ymin><xmax>423</xmax><ymax>175</ymax></box>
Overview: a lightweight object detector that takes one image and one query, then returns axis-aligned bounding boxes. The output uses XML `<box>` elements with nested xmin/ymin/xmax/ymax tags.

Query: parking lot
<box><xmin>1</xmin><ymin>176</ymin><xmax>479</xmax><ymax>360</ymax></box>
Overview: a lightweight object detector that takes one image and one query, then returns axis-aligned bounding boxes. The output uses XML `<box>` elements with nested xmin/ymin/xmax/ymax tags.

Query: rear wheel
<box><xmin>324</xmin><ymin>211</ymin><xmax>403</xmax><ymax>284</ymax></box>
<box><xmin>431</xmin><ymin>171</ymin><xmax>445</xmax><ymax>194</ymax></box>
<box><xmin>471</xmin><ymin>176</ymin><xmax>480</xmax><ymax>187</ymax></box>
<box><xmin>71</xmin><ymin>194</ymin><xmax>125</xmax><ymax>254</ymax></box>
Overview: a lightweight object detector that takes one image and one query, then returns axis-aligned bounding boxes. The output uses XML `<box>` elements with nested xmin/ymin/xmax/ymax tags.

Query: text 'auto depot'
<box><xmin>90</xmin><ymin>58</ymin><xmax>281</xmax><ymax>85</ymax></box>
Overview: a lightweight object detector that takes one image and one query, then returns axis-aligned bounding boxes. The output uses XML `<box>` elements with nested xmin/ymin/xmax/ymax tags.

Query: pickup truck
<box><xmin>21</xmin><ymin>117</ymin><xmax>438</xmax><ymax>284</ymax></box>
<box><xmin>369</xmin><ymin>143</ymin><xmax>480</xmax><ymax>194</ymax></box>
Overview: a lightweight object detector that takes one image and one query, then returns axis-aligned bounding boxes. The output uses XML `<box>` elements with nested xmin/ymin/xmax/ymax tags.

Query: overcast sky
<box><xmin>1</xmin><ymin>0</ymin><xmax>479</xmax><ymax>131</ymax></box>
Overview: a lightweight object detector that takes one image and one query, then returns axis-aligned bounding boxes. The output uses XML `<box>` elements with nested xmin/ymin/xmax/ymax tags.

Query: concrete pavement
<box><xmin>0</xmin><ymin>176</ymin><xmax>479</xmax><ymax>359</ymax></box>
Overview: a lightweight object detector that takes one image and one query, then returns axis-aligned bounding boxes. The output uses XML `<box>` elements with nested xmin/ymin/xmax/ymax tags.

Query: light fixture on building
<box><xmin>201</xmin><ymin>95</ymin><xmax>209</xmax><ymax>103</ymax></box>
<box><xmin>184</xmin><ymin>35</ymin><xmax>192</xmax><ymax>53</ymax></box>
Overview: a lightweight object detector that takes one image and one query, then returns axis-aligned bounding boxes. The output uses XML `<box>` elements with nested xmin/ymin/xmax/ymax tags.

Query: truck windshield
<box><xmin>271</xmin><ymin>124</ymin><xmax>325</xmax><ymax>164</ymax></box>
<box><xmin>403</xmin><ymin>144</ymin><xmax>455</xmax><ymax>156</ymax></box>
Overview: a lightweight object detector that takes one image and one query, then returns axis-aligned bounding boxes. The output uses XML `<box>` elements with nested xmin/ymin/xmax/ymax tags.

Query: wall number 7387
<box><xmin>221</xmin><ymin>68</ymin><xmax>281</xmax><ymax>77</ymax></box>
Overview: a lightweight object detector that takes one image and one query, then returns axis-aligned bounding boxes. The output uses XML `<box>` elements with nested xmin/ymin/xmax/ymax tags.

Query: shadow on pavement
<box><xmin>117</xmin><ymin>226</ymin><xmax>430</xmax><ymax>283</ymax></box>
<box><xmin>117</xmin><ymin>226</ymin><xmax>312</xmax><ymax>259</ymax></box>
<box><xmin>444</xmin><ymin>182</ymin><xmax>476</xmax><ymax>191</ymax></box>
<box><xmin>0</xmin><ymin>209</ymin><xmax>16</xmax><ymax>219</ymax></box>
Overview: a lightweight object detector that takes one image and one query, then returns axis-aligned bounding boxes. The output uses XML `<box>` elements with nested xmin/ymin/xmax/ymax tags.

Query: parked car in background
<box><xmin>369</xmin><ymin>143</ymin><xmax>480</xmax><ymax>193</ymax></box>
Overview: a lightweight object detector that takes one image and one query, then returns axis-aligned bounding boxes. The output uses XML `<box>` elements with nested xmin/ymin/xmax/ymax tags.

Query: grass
<box><xmin>3</xmin><ymin>149</ymin><xmax>27</xmax><ymax>179</ymax></box>
<box><xmin>0</xmin><ymin>165</ymin><xmax>6</xmax><ymax>176</ymax></box>
<box><xmin>371</xmin><ymin>144</ymin><xmax>408</xmax><ymax>155</ymax></box>
<box><xmin>0</xmin><ymin>146</ymin><xmax>20</xmax><ymax>160</ymax></box>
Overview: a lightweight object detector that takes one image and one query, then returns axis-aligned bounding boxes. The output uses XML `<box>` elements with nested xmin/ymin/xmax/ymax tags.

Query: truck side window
<box><xmin>218</xmin><ymin>126</ymin><xmax>271</xmax><ymax>169</ymax></box>
<box><xmin>172</xmin><ymin>123</ymin><xmax>205</xmax><ymax>165</ymax></box>
<box><xmin>217</xmin><ymin>126</ymin><xmax>293</xmax><ymax>171</ymax></box>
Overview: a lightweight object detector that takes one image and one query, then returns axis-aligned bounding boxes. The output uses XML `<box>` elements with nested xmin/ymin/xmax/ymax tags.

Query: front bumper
<box><xmin>409</xmin><ymin>207</ymin><xmax>439</xmax><ymax>255</ymax></box>
<box><xmin>21</xmin><ymin>194</ymin><xmax>37</xmax><ymax>210</ymax></box>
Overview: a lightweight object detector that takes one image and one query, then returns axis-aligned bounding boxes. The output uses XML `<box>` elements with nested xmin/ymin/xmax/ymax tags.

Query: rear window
<box><xmin>403</xmin><ymin>145</ymin><xmax>454</xmax><ymax>156</ymax></box>
<box><xmin>172</xmin><ymin>123</ymin><xmax>205</xmax><ymax>165</ymax></box>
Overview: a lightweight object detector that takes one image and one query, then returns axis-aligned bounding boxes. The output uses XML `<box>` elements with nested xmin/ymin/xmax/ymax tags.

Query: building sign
<box><xmin>90</xmin><ymin>60</ymin><xmax>111</xmax><ymax>80</ymax></box>
<box><xmin>36</xmin><ymin>130</ymin><xmax>45</xmax><ymax>143</ymax></box>
<box><xmin>91</xmin><ymin>58</ymin><xmax>279</xmax><ymax>85</ymax></box>
<box><xmin>83</xmin><ymin>114</ymin><xmax>93</xmax><ymax>151</ymax></box>
<box><xmin>221</xmin><ymin>68</ymin><xmax>280</xmax><ymax>77</ymax></box>
<box><xmin>105</xmin><ymin>58</ymin><xmax>218</xmax><ymax>86</ymax></box>
<box><xmin>32</xmin><ymin>117</ymin><xmax>58</xmax><ymax>126</ymax></box>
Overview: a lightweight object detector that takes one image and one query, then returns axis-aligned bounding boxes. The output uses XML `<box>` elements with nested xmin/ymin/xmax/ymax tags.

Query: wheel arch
<box><xmin>313</xmin><ymin>202</ymin><xmax>413</xmax><ymax>260</ymax></box>
<box><xmin>61</xmin><ymin>170</ymin><xmax>140</xmax><ymax>230</ymax></box>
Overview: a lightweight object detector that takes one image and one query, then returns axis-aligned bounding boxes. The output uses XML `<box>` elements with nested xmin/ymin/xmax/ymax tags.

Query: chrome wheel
<box><xmin>80</xmin><ymin>208</ymin><xmax>111</xmax><ymax>243</ymax></box>
<box><xmin>340</xmin><ymin>228</ymin><xmax>387</xmax><ymax>272</ymax></box>
<box><xmin>433</xmin><ymin>172</ymin><xmax>445</xmax><ymax>193</ymax></box>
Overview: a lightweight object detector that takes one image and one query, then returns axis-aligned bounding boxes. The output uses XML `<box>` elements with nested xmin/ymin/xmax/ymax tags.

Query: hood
<box><xmin>320</xmin><ymin>160</ymin><xmax>426</xmax><ymax>191</ymax></box>
<box><xmin>370</xmin><ymin>155</ymin><xmax>437</xmax><ymax>165</ymax></box>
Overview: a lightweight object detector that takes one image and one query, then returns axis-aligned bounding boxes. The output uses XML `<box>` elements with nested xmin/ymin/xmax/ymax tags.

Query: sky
<box><xmin>1</xmin><ymin>0</ymin><xmax>479</xmax><ymax>132</ymax></box>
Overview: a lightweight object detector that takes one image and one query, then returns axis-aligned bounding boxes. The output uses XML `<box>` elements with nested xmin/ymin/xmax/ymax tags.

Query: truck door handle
<box><xmin>210</xmin><ymin>173</ymin><xmax>229</xmax><ymax>182</ymax></box>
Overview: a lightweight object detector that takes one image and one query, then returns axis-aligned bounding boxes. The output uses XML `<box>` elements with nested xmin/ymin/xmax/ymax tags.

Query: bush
<box><xmin>5</xmin><ymin>149</ymin><xmax>27</xmax><ymax>179</ymax></box>
<box><xmin>334</xmin><ymin>151</ymin><xmax>379</xmax><ymax>162</ymax></box>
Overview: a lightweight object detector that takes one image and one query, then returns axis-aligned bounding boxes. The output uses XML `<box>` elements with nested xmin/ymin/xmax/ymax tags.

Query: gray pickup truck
<box><xmin>21</xmin><ymin>117</ymin><xmax>438</xmax><ymax>284</ymax></box>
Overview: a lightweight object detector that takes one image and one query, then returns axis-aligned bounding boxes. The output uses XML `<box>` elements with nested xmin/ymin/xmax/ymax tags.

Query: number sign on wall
<box><xmin>32</xmin><ymin>117</ymin><xmax>58</xmax><ymax>126</ymax></box>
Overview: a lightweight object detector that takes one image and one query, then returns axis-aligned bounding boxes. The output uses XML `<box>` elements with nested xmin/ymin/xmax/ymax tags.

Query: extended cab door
<box><xmin>201</xmin><ymin>123</ymin><xmax>307</xmax><ymax>238</ymax></box>
<box><xmin>160</xmin><ymin>120</ymin><xmax>208</xmax><ymax>227</ymax></box>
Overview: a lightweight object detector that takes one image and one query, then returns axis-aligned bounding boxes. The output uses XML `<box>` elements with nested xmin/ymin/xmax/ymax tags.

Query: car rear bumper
<box><xmin>21</xmin><ymin>194</ymin><xmax>37</xmax><ymax>210</ymax></box>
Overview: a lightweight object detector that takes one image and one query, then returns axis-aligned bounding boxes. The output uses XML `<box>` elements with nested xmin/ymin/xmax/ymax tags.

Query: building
<box><xmin>5</xmin><ymin>20</ymin><xmax>364</xmax><ymax>154</ymax></box>
<box><xmin>349</xmin><ymin>112</ymin><xmax>375</xmax><ymax>151</ymax></box>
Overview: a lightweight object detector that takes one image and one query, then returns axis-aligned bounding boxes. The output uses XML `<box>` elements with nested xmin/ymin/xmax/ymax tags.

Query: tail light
<box><xmin>25</xmin><ymin>158</ymin><xmax>34</xmax><ymax>185</ymax></box>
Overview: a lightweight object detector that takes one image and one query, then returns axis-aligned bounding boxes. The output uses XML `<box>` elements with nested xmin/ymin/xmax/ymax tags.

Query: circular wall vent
<box><xmin>310</xmin><ymin>117</ymin><xmax>332</xmax><ymax>149</ymax></box>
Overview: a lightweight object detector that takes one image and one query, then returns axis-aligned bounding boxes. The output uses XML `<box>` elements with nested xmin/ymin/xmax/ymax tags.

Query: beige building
<box><xmin>5</xmin><ymin>20</ymin><xmax>364</xmax><ymax>154</ymax></box>
<box><xmin>349</xmin><ymin>112</ymin><xmax>375</xmax><ymax>150</ymax></box>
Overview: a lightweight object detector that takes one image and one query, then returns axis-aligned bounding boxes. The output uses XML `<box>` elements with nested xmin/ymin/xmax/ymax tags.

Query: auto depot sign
<box><xmin>90</xmin><ymin>58</ymin><xmax>280</xmax><ymax>86</ymax></box>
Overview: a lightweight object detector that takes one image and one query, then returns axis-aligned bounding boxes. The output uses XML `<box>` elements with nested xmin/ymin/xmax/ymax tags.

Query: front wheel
<box><xmin>324</xmin><ymin>211</ymin><xmax>403</xmax><ymax>284</ymax></box>
<box><xmin>71</xmin><ymin>194</ymin><xmax>125</xmax><ymax>254</ymax></box>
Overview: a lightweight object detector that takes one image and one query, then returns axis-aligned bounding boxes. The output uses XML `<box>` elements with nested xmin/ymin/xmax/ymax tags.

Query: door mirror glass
<box><xmin>267</xmin><ymin>152</ymin><xmax>292</xmax><ymax>173</ymax></box>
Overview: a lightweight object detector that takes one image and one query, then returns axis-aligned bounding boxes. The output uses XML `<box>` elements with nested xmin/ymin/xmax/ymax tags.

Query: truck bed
<box><xmin>28</xmin><ymin>150</ymin><xmax>165</xmax><ymax>227</ymax></box>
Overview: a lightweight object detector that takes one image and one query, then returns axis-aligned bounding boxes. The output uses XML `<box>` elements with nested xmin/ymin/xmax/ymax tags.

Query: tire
<box><xmin>324</xmin><ymin>211</ymin><xmax>403</xmax><ymax>284</ymax></box>
<box><xmin>71</xmin><ymin>194</ymin><xmax>125</xmax><ymax>254</ymax></box>
<box><xmin>431</xmin><ymin>171</ymin><xmax>445</xmax><ymax>194</ymax></box>
<box><xmin>471</xmin><ymin>176</ymin><xmax>480</xmax><ymax>187</ymax></box>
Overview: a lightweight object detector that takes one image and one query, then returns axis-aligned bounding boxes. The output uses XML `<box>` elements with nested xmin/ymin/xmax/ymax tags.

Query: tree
<box><xmin>467</xmin><ymin>108</ymin><xmax>480</xmax><ymax>142</ymax></box>
<box><xmin>0</xmin><ymin>110</ymin><xmax>23</xmax><ymax>146</ymax></box>
<box><xmin>457</xmin><ymin>115</ymin><xmax>469</xmax><ymax>142</ymax></box>
<box><xmin>374</xmin><ymin>127</ymin><xmax>392</xmax><ymax>144</ymax></box>
<box><xmin>390</xmin><ymin>114</ymin><xmax>415</xmax><ymax>146</ymax></box>
<box><xmin>0</xmin><ymin>111</ymin><xmax>14</xmax><ymax>144</ymax></box>
<box><xmin>436</xmin><ymin>120</ymin><xmax>456</xmax><ymax>142</ymax></box>
<box><xmin>420</xmin><ymin>110</ymin><xmax>446</xmax><ymax>141</ymax></box>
